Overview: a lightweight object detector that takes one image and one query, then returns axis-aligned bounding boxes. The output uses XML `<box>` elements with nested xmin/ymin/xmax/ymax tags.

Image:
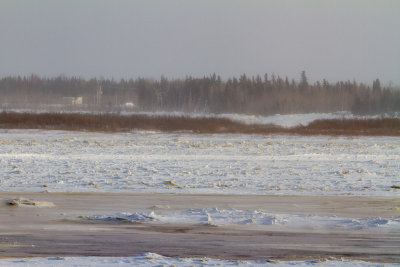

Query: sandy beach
<box><xmin>1</xmin><ymin>192</ymin><xmax>399</xmax><ymax>262</ymax></box>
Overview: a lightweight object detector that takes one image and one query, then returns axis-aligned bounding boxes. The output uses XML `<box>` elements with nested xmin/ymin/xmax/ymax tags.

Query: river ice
<box><xmin>0</xmin><ymin>129</ymin><xmax>398</xmax><ymax>196</ymax></box>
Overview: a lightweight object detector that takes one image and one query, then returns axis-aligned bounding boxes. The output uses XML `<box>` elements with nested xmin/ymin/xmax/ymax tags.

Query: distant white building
<box><xmin>63</xmin><ymin>97</ymin><xmax>83</xmax><ymax>106</ymax></box>
<box><xmin>122</xmin><ymin>102</ymin><xmax>135</xmax><ymax>109</ymax></box>
<box><xmin>72</xmin><ymin>97</ymin><xmax>83</xmax><ymax>106</ymax></box>
<box><xmin>120</xmin><ymin>102</ymin><xmax>137</xmax><ymax>111</ymax></box>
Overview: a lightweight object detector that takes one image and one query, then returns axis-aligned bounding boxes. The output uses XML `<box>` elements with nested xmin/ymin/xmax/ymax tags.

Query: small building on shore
<box><xmin>63</xmin><ymin>97</ymin><xmax>83</xmax><ymax>106</ymax></box>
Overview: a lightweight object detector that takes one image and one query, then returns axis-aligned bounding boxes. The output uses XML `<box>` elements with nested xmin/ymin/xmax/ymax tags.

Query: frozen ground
<box><xmin>1</xmin><ymin>253</ymin><xmax>398</xmax><ymax>267</ymax></box>
<box><xmin>0</xmin><ymin>129</ymin><xmax>399</xmax><ymax>196</ymax></box>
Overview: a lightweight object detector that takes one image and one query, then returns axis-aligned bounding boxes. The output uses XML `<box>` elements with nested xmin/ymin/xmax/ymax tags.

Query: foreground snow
<box><xmin>0</xmin><ymin>253</ymin><xmax>398</xmax><ymax>267</ymax></box>
<box><xmin>0</xmin><ymin>130</ymin><xmax>399</xmax><ymax>195</ymax></box>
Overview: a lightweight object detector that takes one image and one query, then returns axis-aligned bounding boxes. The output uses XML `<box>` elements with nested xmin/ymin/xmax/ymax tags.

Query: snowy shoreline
<box><xmin>3</xmin><ymin>110</ymin><xmax>399</xmax><ymax>127</ymax></box>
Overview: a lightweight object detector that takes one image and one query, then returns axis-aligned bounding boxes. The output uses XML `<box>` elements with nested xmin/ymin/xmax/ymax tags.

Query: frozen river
<box><xmin>0</xmin><ymin>129</ymin><xmax>399</xmax><ymax>196</ymax></box>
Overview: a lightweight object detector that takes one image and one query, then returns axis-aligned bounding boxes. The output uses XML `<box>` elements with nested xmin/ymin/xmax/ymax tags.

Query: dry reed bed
<box><xmin>0</xmin><ymin>112</ymin><xmax>399</xmax><ymax>136</ymax></box>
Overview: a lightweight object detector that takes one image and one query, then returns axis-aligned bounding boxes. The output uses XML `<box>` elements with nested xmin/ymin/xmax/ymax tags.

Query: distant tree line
<box><xmin>0</xmin><ymin>72</ymin><xmax>399</xmax><ymax>115</ymax></box>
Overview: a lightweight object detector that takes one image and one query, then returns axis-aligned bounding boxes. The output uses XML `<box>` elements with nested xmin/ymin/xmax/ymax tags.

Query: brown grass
<box><xmin>0</xmin><ymin>112</ymin><xmax>399</xmax><ymax>136</ymax></box>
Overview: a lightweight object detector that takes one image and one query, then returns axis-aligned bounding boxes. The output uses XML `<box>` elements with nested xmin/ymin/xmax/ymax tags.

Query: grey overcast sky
<box><xmin>0</xmin><ymin>0</ymin><xmax>399</xmax><ymax>85</ymax></box>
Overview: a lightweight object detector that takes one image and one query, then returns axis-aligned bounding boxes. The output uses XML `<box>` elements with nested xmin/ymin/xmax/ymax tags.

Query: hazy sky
<box><xmin>1</xmin><ymin>0</ymin><xmax>399</xmax><ymax>84</ymax></box>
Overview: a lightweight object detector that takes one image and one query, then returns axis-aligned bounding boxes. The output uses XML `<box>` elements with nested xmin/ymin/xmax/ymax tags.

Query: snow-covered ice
<box><xmin>89</xmin><ymin>208</ymin><xmax>282</xmax><ymax>226</ymax></box>
<box><xmin>89</xmin><ymin>208</ymin><xmax>400</xmax><ymax>231</ymax></box>
<box><xmin>0</xmin><ymin>129</ymin><xmax>399</xmax><ymax>196</ymax></box>
<box><xmin>0</xmin><ymin>253</ymin><xmax>399</xmax><ymax>267</ymax></box>
<box><xmin>3</xmin><ymin>253</ymin><xmax>400</xmax><ymax>267</ymax></box>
